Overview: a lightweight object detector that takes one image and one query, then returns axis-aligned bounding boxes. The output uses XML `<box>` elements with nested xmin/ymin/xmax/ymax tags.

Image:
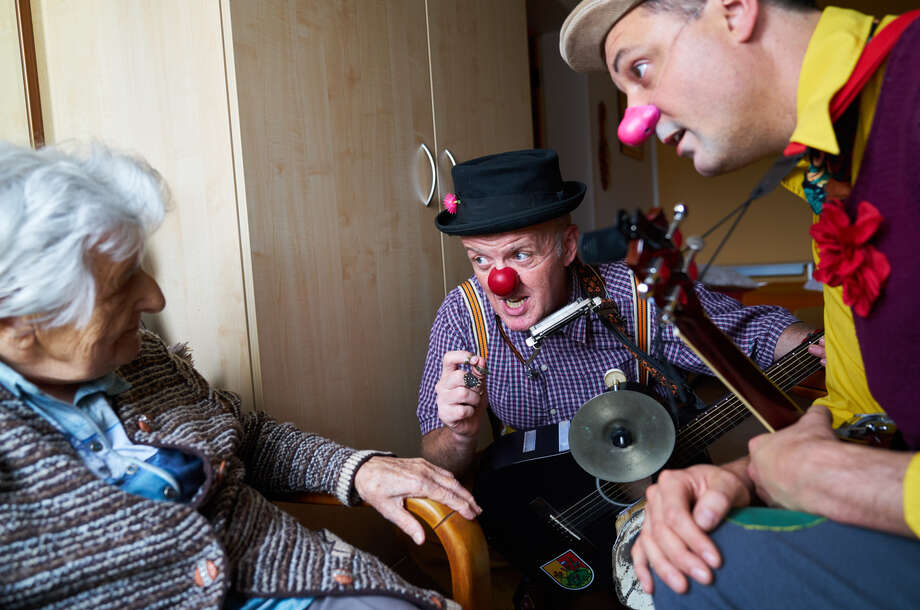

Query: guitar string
<box><xmin>558</xmin><ymin>344</ymin><xmax>822</xmax><ymax>524</ymax></box>
<box><xmin>560</xmin><ymin>355</ymin><xmax>815</xmax><ymax>524</ymax></box>
<box><xmin>569</xmin><ymin>368</ymin><xmax>816</xmax><ymax>526</ymax></box>
<box><xmin>570</xmin><ymin>364</ymin><xmax>821</xmax><ymax>527</ymax></box>
<box><xmin>559</xmin><ymin>342</ymin><xmax>820</xmax><ymax>519</ymax></box>
<box><xmin>562</xmin><ymin>154</ymin><xmax>811</xmax><ymax>521</ymax></box>
<box><xmin>568</xmin><ymin>356</ymin><xmax>824</xmax><ymax>528</ymax></box>
<box><xmin>547</xmin><ymin>155</ymin><xmax>816</xmax><ymax>527</ymax></box>
<box><xmin>571</xmin><ymin>351</ymin><xmax>824</xmax><ymax>526</ymax></box>
<box><xmin>559</xmin><ymin>344</ymin><xmax>823</xmax><ymax>526</ymax></box>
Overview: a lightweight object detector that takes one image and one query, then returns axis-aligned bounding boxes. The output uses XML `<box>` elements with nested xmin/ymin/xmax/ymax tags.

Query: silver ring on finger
<box><xmin>463</xmin><ymin>372</ymin><xmax>481</xmax><ymax>390</ymax></box>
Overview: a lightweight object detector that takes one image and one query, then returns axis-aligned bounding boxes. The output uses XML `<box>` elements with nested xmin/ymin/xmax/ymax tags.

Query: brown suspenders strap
<box><xmin>570</xmin><ymin>259</ymin><xmax>684</xmax><ymax>398</ymax></box>
<box><xmin>631</xmin><ymin>272</ymin><xmax>652</xmax><ymax>386</ymax></box>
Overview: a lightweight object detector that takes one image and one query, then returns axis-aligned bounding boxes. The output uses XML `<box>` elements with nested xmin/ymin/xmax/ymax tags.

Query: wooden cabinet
<box><xmin>27</xmin><ymin>0</ymin><xmax>532</xmax><ymax>457</ymax></box>
<box><xmin>0</xmin><ymin>0</ymin><xmax>33</xmax><ymax>146</ymax></box>
<box><xmin>427</xmin><ymin>0</ymin><xmax>534</xmax><ymax>289</ymax></box>
<box><xmin>31</xmin><ymin>0</ymin><xmax>256</xmax><ymax>409</ymax></box>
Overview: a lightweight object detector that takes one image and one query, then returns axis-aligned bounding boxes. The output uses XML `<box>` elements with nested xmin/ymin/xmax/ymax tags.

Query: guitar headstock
<box><xmin>616</xmin><ymin>203</ymin><xmax>803</xmax><ymax>431</ymax></box>
<box><xmin>618</xmin><ymin>204</ymin><xmax>705</xmax><ymax>321</ymax></box>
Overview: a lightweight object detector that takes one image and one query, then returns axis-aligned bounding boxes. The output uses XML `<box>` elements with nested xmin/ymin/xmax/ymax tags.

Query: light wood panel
<box><xmin>229</xmin><ymin>0</ymin><xmax>442</xmax><ymax>456</ymax></box>
<box><xmin>427</xmin><ymin>0</ymin><xmax>535</xmax><ymax>291</ymax></box>
<box><xmin>30</xmin><ymin>0</ymin><xmax>254</xmax><ymax>408</ymax></box>
<box><xmin>0</xmin><ymin>0</ymin><xmax>29</xmax><ymax>146</ymax></box>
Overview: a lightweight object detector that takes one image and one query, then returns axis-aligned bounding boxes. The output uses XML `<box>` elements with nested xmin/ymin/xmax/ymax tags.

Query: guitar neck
<box><xmin>668</xmin><ymin>330</ymin><xmax>824</xmax><ymax>468</ymax></box>
<box><xmin>674</xmin><ymin>310</ymin><xmax>802</xmax><ymax>432</ymax></box>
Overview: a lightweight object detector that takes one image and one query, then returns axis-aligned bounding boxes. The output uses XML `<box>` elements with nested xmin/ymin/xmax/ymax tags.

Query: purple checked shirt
<box><xmin>416</xmin><ymin>262</ymin><xmax>798</xmax><ymax>434</ymax></box>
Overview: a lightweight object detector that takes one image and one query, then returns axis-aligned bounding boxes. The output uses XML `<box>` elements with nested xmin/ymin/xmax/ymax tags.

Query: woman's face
<box><xmin>5</xmin><ymin>251</ymin><xmax>166</xmax><ymax>392</ymax></box>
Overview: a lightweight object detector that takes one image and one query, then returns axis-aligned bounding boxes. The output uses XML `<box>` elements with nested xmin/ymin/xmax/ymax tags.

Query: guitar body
<box><xmin>473</xmin><ymin>330</ymin><xmax>826</xmax><ymax>609</ymax></box>
<box><xmin>474</xmin><ymin>428</ymin><xmax>629</xmax><ymax>608</ymax></box>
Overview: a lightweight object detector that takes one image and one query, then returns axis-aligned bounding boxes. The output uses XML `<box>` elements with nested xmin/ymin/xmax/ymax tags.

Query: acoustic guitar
<box><xmin>474</xmin><ymin>311</ymin><xmax>824</xmax><ymax>605</ymax></box>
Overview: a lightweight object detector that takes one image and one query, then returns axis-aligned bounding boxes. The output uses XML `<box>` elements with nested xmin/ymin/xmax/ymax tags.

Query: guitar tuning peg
<box><xmin>638</xmin><ymin>259</ymin><xmax>660</xmax><ymax>298</ymax></box>
<box><xmin>660</xmin><ymin>307</ymin><xmax>675</xmax><ymax>325</ymax></box>
<box><xmin>682</xmin><ymin>236</ymin><xmax>705</xmax><ymax>274</ymax></box>
<box><xmin>665</xmin><ymin>203</ymin><xmax>688</xmax><ymax>240</ymax></box>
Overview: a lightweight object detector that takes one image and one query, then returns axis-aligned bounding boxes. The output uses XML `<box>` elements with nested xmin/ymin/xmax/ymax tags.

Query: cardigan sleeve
<box><xmin>233</xmin><ymin>403</ymin><xmax>392</xmax><ymax>506</ymax></box>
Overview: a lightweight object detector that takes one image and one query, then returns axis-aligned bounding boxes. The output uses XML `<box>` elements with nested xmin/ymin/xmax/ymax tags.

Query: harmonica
<box><xmin>526</xmin><ymin>297</ymin><xmax>603</xmax><ymax>348</ymax></box>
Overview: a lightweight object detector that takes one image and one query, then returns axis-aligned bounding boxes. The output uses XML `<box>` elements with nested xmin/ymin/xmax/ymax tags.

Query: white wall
<box><xmin>538</xmin><ymin>31</ymin><xmax>594</xmax><ymax>230</ymax></box>
<box><xmin>538</xmin><ymin>31</ymin><xmax>656</xmax><ymax>233</ymax></box>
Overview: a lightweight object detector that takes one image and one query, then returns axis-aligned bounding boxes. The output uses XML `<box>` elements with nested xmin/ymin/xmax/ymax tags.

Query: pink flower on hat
<box><xmin>443</xmin><ymin>193</ymin><xmax>460</xmax><ymax>214</ymax></box>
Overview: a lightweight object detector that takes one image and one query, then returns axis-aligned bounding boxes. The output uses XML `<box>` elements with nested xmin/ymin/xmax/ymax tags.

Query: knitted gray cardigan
<box><xmin>0</xmin><ymin>331</ymin><xmax>456</xmax><ymax>610</ymax></box>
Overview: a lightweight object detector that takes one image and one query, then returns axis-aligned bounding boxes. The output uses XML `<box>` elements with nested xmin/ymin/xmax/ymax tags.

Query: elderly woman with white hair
<box><xmin>0</xmin><ymin>142</ymin><xmax>479</xmax><ymax>610</ymax></box>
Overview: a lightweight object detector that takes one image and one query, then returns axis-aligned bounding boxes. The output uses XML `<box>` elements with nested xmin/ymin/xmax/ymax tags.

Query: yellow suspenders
<box><xmin>459</xmin><ymin>280</ymin><xmax>488</xmax><ymax>361</ymax></box>
<box><xmin>457</xmin><ymin>273</ymin><xmax>651</xmax><ymax>436</ymax></box>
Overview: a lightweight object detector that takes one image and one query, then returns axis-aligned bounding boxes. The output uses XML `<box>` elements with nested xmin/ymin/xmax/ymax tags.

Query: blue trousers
<box><xmin>653</xmin><ymin>507</ymin><xmax>920</xmax><ymax>609</ymax></box>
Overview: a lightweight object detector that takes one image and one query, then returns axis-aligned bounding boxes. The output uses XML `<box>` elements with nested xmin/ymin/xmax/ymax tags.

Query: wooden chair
<box><xmin>273</xmin><ymin>493</ymin><xmax>491</xmax><ymax>610</ymax></box>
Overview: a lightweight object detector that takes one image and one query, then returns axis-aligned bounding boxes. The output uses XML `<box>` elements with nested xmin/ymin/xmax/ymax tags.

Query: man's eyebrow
<box><xmin>503</xmin><ymin>238</ymin><xmax>534</xmax><ymax>251</ymax></box>
<box><xmin>612</xmin><ymin>47</ymin><xmax>630</xmax><ymax>74</ymax></box>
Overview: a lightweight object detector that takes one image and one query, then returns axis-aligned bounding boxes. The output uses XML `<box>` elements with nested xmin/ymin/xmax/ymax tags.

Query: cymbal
<box><xmin>569</xmin><ymin>389</ymin><xmax>676</xmax><ymax>483</ymax></box>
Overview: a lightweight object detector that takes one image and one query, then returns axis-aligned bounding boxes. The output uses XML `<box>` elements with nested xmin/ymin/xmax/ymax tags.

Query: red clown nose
<box><xmin>488</xmin><ymin>267</ymin><xmax>519</xmax><ymax>296</ymax></box>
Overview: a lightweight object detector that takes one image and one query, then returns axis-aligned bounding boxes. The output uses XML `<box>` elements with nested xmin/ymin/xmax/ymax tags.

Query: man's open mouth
<box><xmin>664</xmin><ymin>129</ymin><xmax>685</xmax><ymax>147</ymax></box>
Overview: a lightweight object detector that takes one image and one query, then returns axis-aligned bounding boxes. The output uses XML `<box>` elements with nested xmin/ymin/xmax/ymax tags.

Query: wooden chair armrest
<box><xmin>274</xmin><ymin>493</ymin><xmax>490</xmax><ymax>610</ymax></box>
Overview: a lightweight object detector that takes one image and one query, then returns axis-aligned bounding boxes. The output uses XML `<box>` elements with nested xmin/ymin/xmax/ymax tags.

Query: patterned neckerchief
<box><xmin>801</xmin><ymin>99</ymin><xmax>860</xmax><ymax>214</ymax></box>
<box><xmin>800</xmin><ymin>19</ymin><xmax>880</xmax><ymax>214</ymax></box>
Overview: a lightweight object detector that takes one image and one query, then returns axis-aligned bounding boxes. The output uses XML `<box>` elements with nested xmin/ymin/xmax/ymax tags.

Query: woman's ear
<box><xmin>0</xmin><ymin>317</ymin><xmax>37</xmax><ymax>353</ymax></box>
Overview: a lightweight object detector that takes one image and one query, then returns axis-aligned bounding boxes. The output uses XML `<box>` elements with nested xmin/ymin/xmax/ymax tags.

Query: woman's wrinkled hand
<box><xmin>354</xmin><ymin>456</ymin><xmax>482</xmax><ymax>544</ymax></box>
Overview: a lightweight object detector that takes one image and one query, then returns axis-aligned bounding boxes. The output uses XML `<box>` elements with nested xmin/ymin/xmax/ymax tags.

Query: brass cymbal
<box><xmin>568</xmin><ymin>389</ymin><xmax>676</xmax><ymax>483</ymax></box>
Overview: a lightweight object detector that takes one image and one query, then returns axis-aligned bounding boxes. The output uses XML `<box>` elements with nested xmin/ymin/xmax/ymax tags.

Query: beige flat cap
<box><xmin>559</xmin><ymin>0</ymin><xmax>647</xmax><ymax>72</ymax></box>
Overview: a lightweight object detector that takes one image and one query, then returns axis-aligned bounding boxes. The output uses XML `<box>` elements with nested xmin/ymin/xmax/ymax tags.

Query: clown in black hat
<box><xmin>417</xmin><ymin>148</ymin><xmax>811</xmax><ymax>485</ymax></box>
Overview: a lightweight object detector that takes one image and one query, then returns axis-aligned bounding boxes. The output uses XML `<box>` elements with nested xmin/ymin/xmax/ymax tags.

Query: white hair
<box><xmin>0</xmin><ymin>142</ymin><xmax>167</xmax><ymax>328</ymax></box>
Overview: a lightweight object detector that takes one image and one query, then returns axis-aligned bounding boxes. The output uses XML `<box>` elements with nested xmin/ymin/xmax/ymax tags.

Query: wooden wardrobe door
<box><xmin>230</xmin><ymin>0</ymin><xmax>442</xmax><ymax>455</ymax></box>
<box><xmin>426</xmin><ymin>0</ymin><xmax>534</xmax><ymax>292</ymax></box>
<box><xmin>30</xmin><ymin>0</ymin><xmax>254</xmax><ymax>408</ymax></box>
<box><xmin>0</xmin><ymin>0</ymin><xmax>31</xmax><ymax>146</ymax></box>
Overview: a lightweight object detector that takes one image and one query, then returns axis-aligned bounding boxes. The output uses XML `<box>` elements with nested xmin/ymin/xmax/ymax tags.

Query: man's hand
<box><xmin>631</xmin><ymin>463</ymin><xmax>753</xmax><ymax>595</ymax></box>
<box><xmin>774</xmin><ymin>322</ymin><xmax>819</xmax><ymax>361</ymax></box>
<box><xmin>435</xmin><ymin>350</ymin><xmax>487</xmax><ymax>439</ymax></box>
<box><xmin>354</xmin><ymin>456</ymin><xmax>482</xmax><ymax>545</ymax></box>
<box><xmin>808</xmin><ymin>335</ymin><xmax>827</xmax><ymax>366</ymax></box>
<box><xmin>747</xmin><ymin>404</ymin><xmax>837</xmax><ymax>508</ymax></box>
<box><xmin>747</xmin><ymin>404</ymin><xmax>914</xmax><ymax>536</ymax></box>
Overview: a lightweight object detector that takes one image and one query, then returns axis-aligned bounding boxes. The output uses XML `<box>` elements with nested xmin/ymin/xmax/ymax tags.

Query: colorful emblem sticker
<box><xmin>540</xmin><ymin>549</ymin><xmax>595</xmax><ymax>590</ymax></box>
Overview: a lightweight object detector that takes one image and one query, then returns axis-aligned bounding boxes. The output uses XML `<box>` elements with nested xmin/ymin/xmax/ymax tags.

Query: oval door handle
<box><xmin>442</xmin><ymin>148</ymin><xmax>457</xmax><ymax>167</ymax></box>
<box><xmin>420</xmin><ymin>143</ymin><xmax>436</xmax><ymax>206</ymax></box>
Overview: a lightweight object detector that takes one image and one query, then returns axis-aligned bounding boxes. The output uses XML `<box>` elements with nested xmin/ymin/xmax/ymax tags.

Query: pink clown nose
<box><xmin>488</xmin><ymin>267</ymin><xmax>519</xmax><ymax>296</ymax></box>
<box><xmin>617</xmin><ymin>105</ymin><xmax>661</xmax><ymax>147</ymax></box>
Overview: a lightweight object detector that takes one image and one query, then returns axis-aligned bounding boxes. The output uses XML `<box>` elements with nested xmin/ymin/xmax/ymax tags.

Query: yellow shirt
<box><xmin>781</xmin><ymin>6</ymin><xmax>920</xmax><ymax>536</ymax></box>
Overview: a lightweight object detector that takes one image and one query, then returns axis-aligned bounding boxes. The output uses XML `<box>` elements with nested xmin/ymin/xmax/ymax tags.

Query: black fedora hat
<box><xmin>435</xmin><ymin>149</ymin><xmax>586</xmax><ymax>236</ymax></box>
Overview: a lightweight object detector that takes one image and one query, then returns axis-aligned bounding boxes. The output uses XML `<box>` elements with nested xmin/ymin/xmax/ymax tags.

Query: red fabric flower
<box><xmin>809</xmin><ymin>199</ymin><xmax>890</xmax><ymax>317</ymax></box>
